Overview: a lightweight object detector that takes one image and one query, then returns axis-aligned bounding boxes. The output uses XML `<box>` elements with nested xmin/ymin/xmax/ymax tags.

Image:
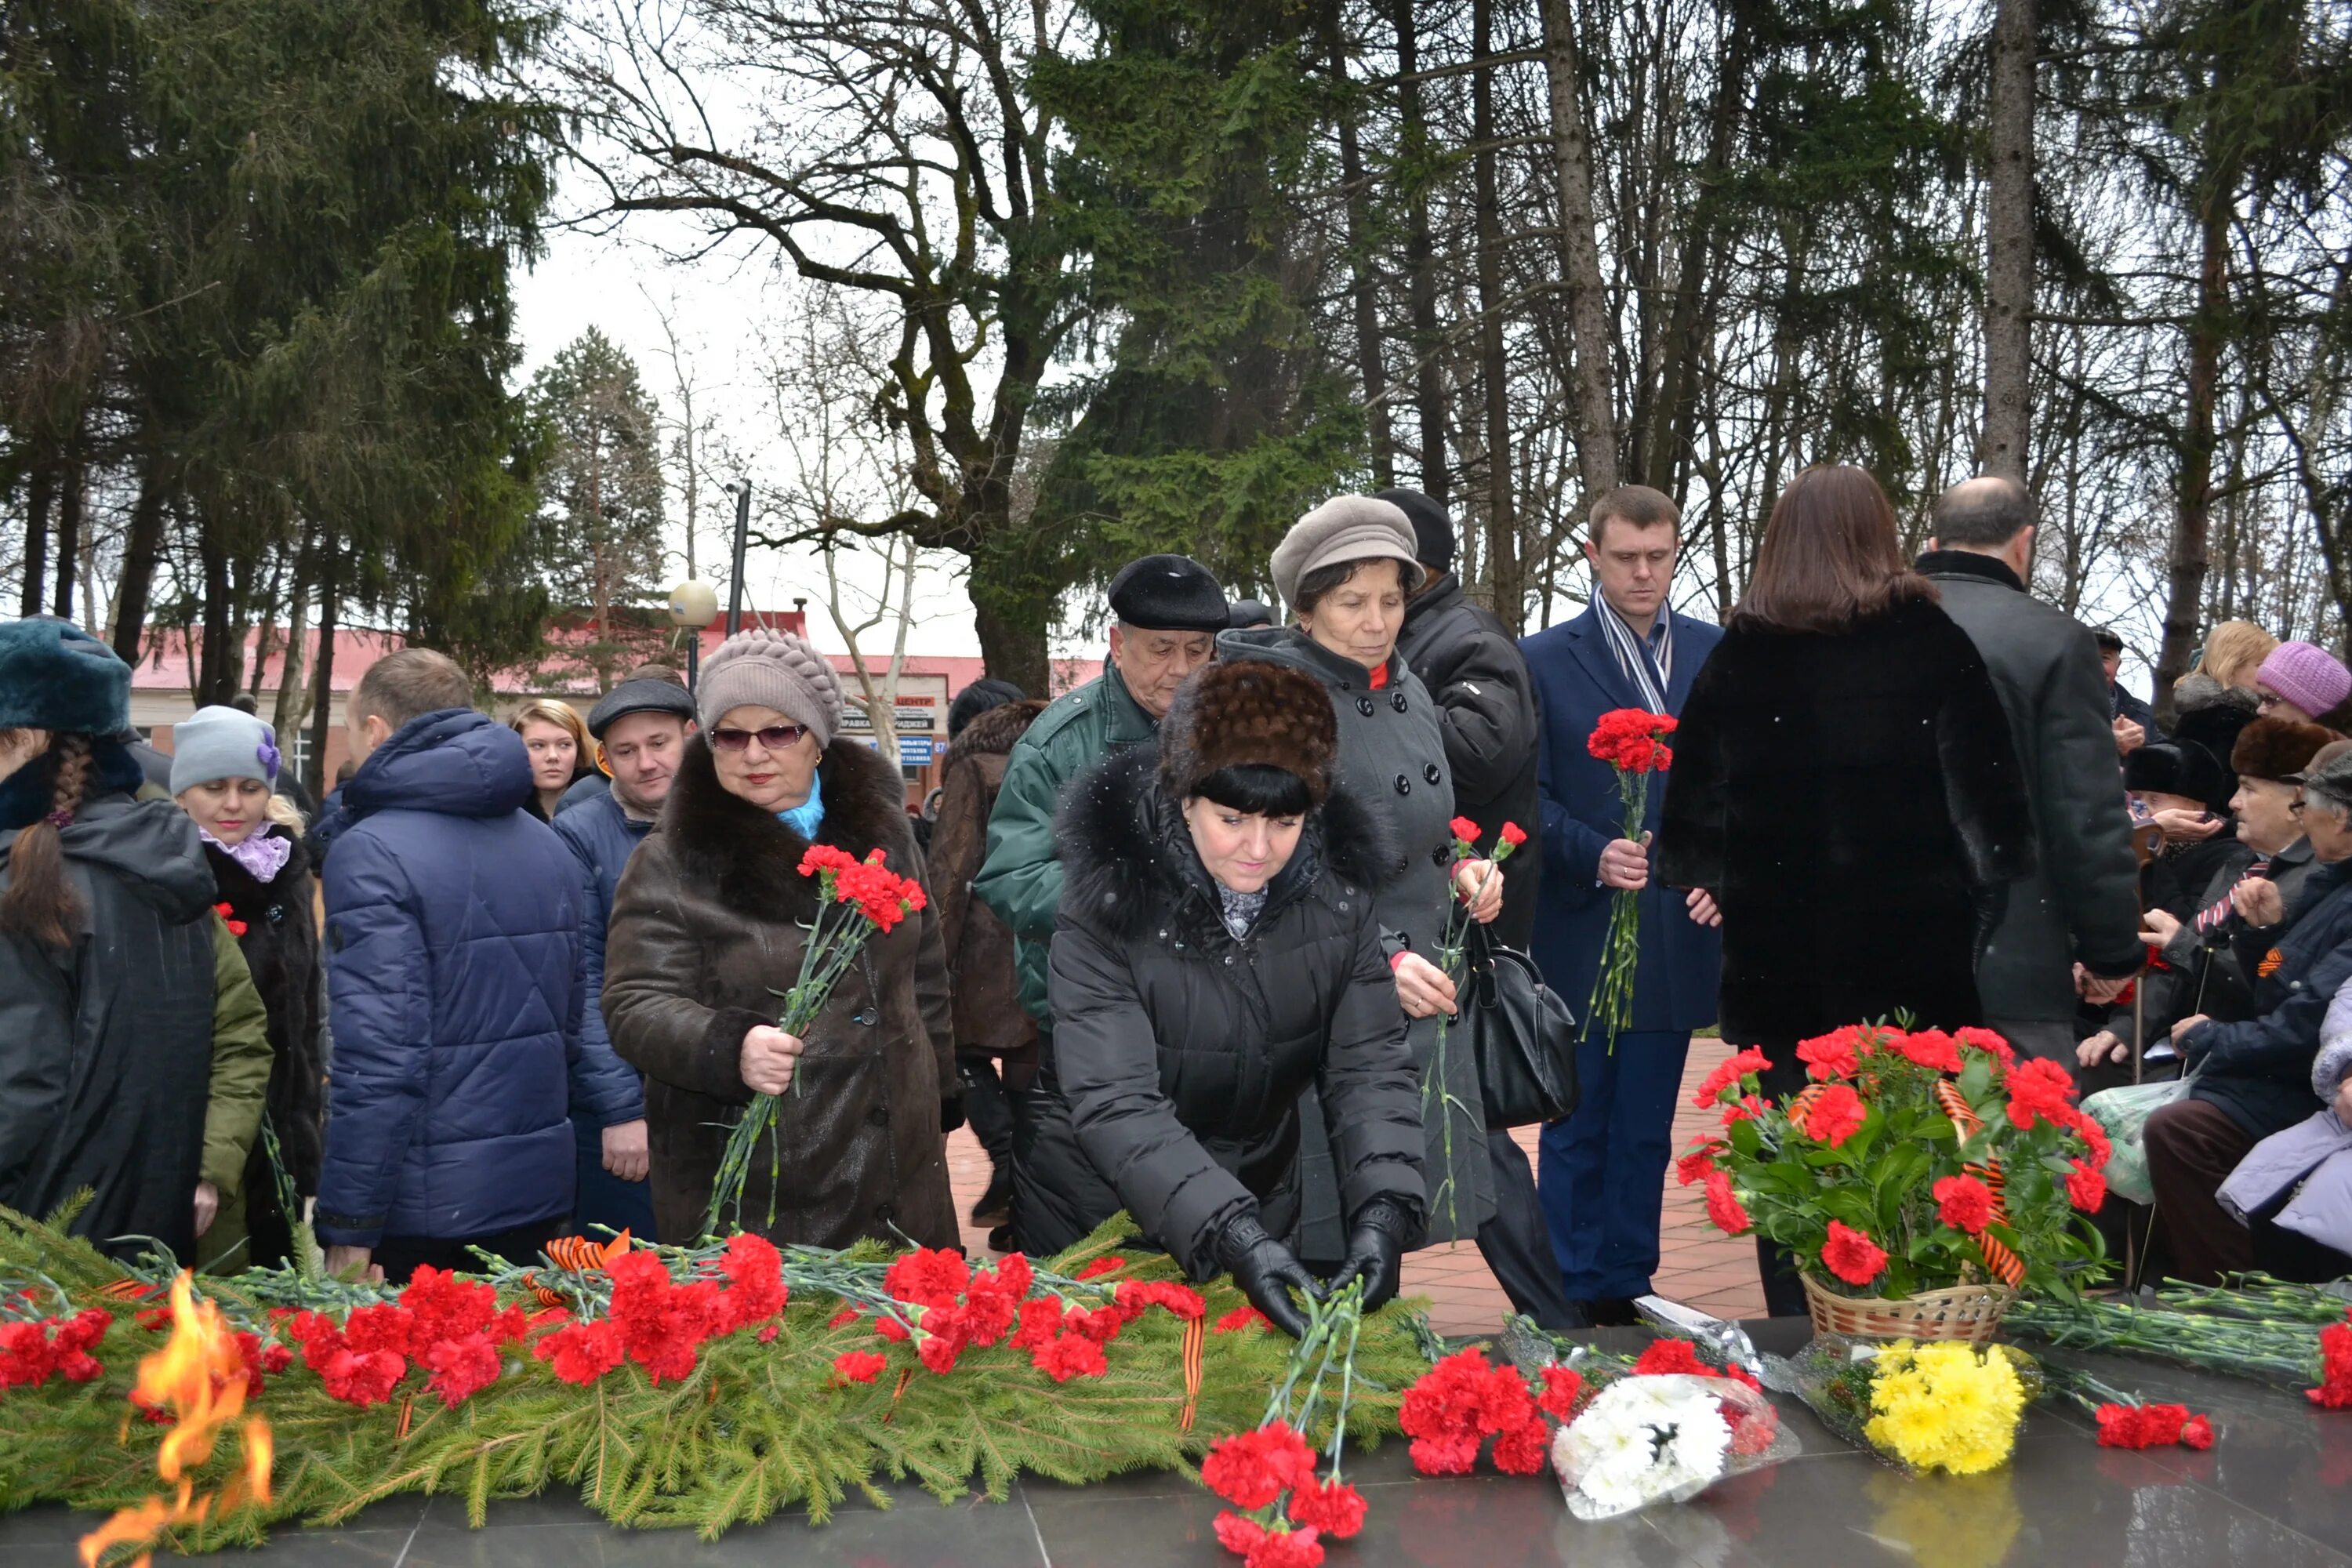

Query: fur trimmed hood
<box><xmin>1055</xmin><ymin>744</ymin><xmax>1402</xmax><ymax>945</ymax></box>
<box><xmin>949</xmin><ymin>697</ymin><xmax>1047</xmax><ymax>762</ymax></box>
<box><xmin>657</xmin><ymin>731</ymin><xmax>921</xmax><ymax>920</ymax></box>
<box><xmin>1158</xmin><ymin>661</ymin><xmax>1339</xmax><ymax>805</ymax></box>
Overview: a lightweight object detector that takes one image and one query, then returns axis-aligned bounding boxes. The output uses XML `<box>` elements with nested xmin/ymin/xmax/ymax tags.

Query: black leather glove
<box><xmin>1328</xmin><ymin>1198</ymin><xmax>1412</xmax><ymax>1312</ymax></box>
<box><xmin>938</xmin><ymin>1095</ymin><xmax>966</xmax><ymax>1135</ymax></box>
<box><xmin>1218</xmin><ymin>1214</ymin><xmax>1321</xmax><ymax>1339</ymax></box>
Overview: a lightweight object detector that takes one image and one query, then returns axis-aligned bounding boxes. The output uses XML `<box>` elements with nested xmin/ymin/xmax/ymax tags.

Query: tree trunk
<box><xmin>2157</xmin><ymin>200</ymin><xmax>2230</xmax><ymax>717</ymax></box>
<box><xmin>1539</xmin><ymin>0</ymin><xmax>1621</xmax><ymax>505</ymax></box>
<box><xmin>1641</xmin><ymin>5</ymin><xmax>1753</xmax><ymax>495</ymax></box>
<box><xmin>20</xmin><ymin>463</ymin><xmax>52</xmax><ymax>619</ymax></box>
<box><xmin>306</xmin><ymin>558</ymin><xmax>340</xmax><ymax>799</ymax></box>
<box><xmin>51</xmin><ymin>459</ymin><xmax>83</xmax><ymax>622</ymax></box>
<box><xmin>274</xmin><ymin>524</ymin><xmax>317</xmax><ymax>746</ymax></box>
<box><xmin>1391</xmin><ymin>0</ymin><xmax>1447</xmax><ymax>503</ymax></box>
<box><xmin>196</xmin><ymin>524</ymin><xmax>235</xmax><ymax>706</ymax></box>
<box><xmin>1327</xmin><ymin>15</ymin><xmax>1392</xmax><ymax>492</ymax></box>
<box><xmin>1472</xmin><ymin>0</ymin><xmax>1520</xmax><ymax>628</ymax></box>
<box><xmin>1980</xmin><ymin>0</ymin><xmax>2036</xmax><ymax>482</ymax></box>
<box><xmin>969</xmin><ymin>550</ymin><xmax>1054</xmax><ymax>697</ymax></box>
<box><xmin>111</xmin><ymin>453</ymin><xmax>171</xmax><ymax>664</ymax></box>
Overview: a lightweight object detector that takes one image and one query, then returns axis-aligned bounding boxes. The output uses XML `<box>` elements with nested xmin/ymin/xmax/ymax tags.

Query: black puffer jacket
<box><xmin>1014</xmin><ymin>747</ymin><xmax>1427</xmax><ymax>1276</ymax></box>
<box><xmin>203</xmin><ymin>826</ymin><xmax>326</xmax><ymax>1268</ymax></box>
<box><xmin>1397</xmin><ymin>572</ymin><xmax>1544</xmax><ymax>950</ymax></box>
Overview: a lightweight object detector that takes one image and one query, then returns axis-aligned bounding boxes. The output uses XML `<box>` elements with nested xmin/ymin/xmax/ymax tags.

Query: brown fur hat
<box><xmin>2232</xmin><ymin>716</ymin><xmax>2335</xmax><ymax>783</ymax></box>
<box><xmin>1158</xmin><ymin>661</ymin><xmax>1338</xmax><ymax>806</ymax></box>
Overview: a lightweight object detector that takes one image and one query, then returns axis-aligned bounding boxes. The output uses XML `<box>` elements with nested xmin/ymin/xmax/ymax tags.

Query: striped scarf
<box><xmin>2194</xmin><ymin>857</ymin><xmax>2273</xmax><ymax>934</ymax></box>
<box><xmin>1595</xmin><ymin>596</ymin><xmax>1674</xmax><ymax>713</ymax></box>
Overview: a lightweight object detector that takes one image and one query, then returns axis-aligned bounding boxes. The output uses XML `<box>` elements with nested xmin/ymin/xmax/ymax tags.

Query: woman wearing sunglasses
<box><xmin>601</xmin><ymin>629</ymin><xmax>960</xmax><ymax>1249</ymax></box>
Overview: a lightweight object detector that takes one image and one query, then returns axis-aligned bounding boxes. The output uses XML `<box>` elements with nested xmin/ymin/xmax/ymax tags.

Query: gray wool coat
<box><xmin>1219</xmin><ymin>626</ymin><xmax>1494</xmax><ymax>1254</ymax></box>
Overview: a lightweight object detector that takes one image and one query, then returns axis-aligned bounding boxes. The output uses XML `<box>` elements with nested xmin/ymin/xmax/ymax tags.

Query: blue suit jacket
<box><xmin>1520</xmin><ymin>604</ymin><xmax>1725</xmax><ymax>1034</ymax></box>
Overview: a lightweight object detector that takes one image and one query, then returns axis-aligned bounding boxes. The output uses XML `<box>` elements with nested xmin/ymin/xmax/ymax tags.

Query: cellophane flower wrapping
<box><xmin>1548</xmin><ymin>1373</ymin><xmax>1791</xmax><ymax>1519</ymax></box>
<box><xmin>1760</xmin><ymin>1334</ymin><xmax>2042</xmax><ymax>1477</ymax></box>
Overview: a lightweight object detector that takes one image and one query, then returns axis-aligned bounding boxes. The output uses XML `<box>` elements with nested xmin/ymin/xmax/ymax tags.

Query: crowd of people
<box><xmin>6</xmin><ymin>463</ymin><xmax>2352</xmax><ymax>1334</ymax></box>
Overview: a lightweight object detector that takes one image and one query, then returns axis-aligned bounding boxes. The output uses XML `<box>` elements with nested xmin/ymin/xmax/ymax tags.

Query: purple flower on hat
<box><xmin>256</xmin><ymin>735</ymin><xmax>282</xmax><ymax>780</ymax></box>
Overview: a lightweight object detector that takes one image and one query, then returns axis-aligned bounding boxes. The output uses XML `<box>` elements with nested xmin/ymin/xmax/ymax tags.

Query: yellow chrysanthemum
<box><xmin>1862</xmin><ymin>1341</ymin><xmax>2025</xmax><ymax>1475</ymax></box>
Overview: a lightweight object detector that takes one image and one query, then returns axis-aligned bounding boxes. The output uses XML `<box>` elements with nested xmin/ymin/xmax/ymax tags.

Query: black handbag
<box><xmin>1458</xmin><ymin>922</ymin><xmax>1581</xmax><ymax>1128</ymax></box>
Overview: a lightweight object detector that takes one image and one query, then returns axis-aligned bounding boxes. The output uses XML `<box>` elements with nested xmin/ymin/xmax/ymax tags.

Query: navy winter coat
<box><xmin>2180</xmin><ymin>860</ymin><xmax>2352</xmax><ymax>1142</ymax></box>
<box><xmin>1520</xmin><ymin>603</ymin><xmax>1725</xmax><ymax>1034</ymax></box>
<box><xmin>551</xmin><ymin>788</ymin><xmax>652</xmax><ymax>1126</ymax></box>
<box><xmin>310</xmin><ymin>709</ymin><xmax>583</xmax><ymax>1247</ymax></box>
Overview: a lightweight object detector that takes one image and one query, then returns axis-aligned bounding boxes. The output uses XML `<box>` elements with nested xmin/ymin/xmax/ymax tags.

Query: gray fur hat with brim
<box><xmin>1271</xmin><ymin>495</ymin><xmax>1428</xmax><ymax>612</ymax></box>
<box><xmin>696</xmin><ymin>629</ymin><xmax>846</xmax><ymax>748</ymax></box>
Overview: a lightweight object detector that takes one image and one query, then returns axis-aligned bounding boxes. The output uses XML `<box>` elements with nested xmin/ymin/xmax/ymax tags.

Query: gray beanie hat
<box><xmin>1270</xmin><ymin>495</ymin><xmax>1428</xmax><ymax>612</ymax></box>
<box><xmin>696</xmin><ymin>628</ymin><xmax>846</xmax><ymax>748</ymax></box>
<box><xmin>171</xmin><ymin>705</ymin><xmax>283</xmax><ymax>795</ymax></box>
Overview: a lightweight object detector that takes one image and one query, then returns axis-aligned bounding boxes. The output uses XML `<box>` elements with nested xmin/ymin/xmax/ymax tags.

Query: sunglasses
<box><xmin>710</xmin><ymin>723</ymin><xmax>811</xmax><ymax>753</ymax></box>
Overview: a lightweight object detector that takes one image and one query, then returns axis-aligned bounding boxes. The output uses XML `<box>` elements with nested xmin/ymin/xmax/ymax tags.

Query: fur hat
<box><xmin>1157</xmin><ymin>662</ymin><xmax>1339</xmax><ymax>806</ymax></box>
<box><xmin>0</xmin><ymin>618</ymin><xmax>129</xmax><ymax>736</ymax></box>
<box><xmin>2231</xmin><ymin>716</ymin><xmax>2334</xmax><ymax>784</ymax></box>
<box><xmin>2123</xmin><ymin>740</ymin><xmax>2228</xmax><ymax>812</ymax></box>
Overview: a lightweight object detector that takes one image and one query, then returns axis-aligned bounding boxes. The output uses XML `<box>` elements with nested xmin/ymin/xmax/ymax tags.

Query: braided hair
<box><xmin>0</xmin><ymin>731</ymin><xmax>95</xmax><ymax>949</ymax></box>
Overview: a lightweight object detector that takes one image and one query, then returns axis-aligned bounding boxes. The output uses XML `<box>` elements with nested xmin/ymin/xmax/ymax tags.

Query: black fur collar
<box><xmin>203</xmin><ymin>824</ymin><xmax>312</xmax><ymax>911</ymax></box>
<box><xmin>1055</xmin><ymin>746</ymin><xmax>1403</xmax><ymax>944</ymax></box>
<box><xmin>659</xmin><ymin>732</ymin><xmax>920</xmax><ymax>920</ymax></box>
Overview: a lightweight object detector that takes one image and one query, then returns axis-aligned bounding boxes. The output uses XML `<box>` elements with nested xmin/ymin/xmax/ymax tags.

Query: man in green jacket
<box><xmin>974</xmin><ymin>554</ymin><xmax>1227</xmax><ymax>1034</ymax></box>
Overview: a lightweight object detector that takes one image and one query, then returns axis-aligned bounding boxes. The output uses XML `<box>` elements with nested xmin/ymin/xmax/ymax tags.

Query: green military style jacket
<box><xmin>972</xmin><ymin>661</ymin><xmax>1160</xmax><ymax>1029</ymax></box>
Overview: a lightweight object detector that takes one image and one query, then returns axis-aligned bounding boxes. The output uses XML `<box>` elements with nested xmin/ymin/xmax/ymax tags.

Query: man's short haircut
<box><xmin>624</xmin><ymin>662</ymin><xmax>687</xmax><ymax>688</ymax></box>
<box><xmin>350</xmin><ymin>648</ymin><xmax>473</xmax><ymax>732</ymax></box>
<box><xmin>1931</xmin><ymin>476</ymin><xmax>2036</xmax><ymax>548</ymax></box>
<box><xmin>2092</xmin><ymin>627</ymin><xmax>2125</xmax><ymax>655</ymax></box>
<box><xmin>1588</xmin><ymin>485</ymin><xmax>1681</xmax><ymax>544</ymax></box>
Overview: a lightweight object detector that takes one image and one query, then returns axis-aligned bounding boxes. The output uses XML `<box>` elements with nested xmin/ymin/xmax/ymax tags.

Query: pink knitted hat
<box><xmin>2256</xmin><ymin>641</ymin><xmax>2352</xmax><ymax>720</ymax></box>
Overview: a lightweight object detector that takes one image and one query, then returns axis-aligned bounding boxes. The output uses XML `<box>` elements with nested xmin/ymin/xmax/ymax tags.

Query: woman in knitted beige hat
<box><xmin>601</xmin><ymin>627</ymin><xmax>960</xmax><ymax>1249</ymax></box>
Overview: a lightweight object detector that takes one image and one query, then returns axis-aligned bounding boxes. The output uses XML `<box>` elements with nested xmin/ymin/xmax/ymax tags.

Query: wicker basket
<box><xmin>1802</xmin><ymin>1273</ymin><xmax>2016</xmax><ymax>1344</ymax></box>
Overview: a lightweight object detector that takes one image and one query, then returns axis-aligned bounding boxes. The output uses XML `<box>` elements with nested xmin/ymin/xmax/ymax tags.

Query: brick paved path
<box><xmin>946</xmin><ymin>1036</ymin><xmax>1764</xmax><ymax>1334</ymax></box>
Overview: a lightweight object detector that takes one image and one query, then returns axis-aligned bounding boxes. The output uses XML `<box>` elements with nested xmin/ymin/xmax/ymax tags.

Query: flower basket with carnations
<box><xmin>1681</xmin><ymin>1024</ymin><xmax>2111</xmax><ymax>1335</ymax></box>
<box><xmin>1583</xmin><ymin>710</ymin><xmax>1675</xmax><ymax>1048</ymax></box>
<box><xmin>705</xmin><ymin>844</ymin><xmax>927</xmax><ymax>1234</ymax></box>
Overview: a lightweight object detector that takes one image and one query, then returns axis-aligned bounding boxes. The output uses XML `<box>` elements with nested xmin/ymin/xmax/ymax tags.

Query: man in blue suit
<box><xmin>1520</xmin><ymin>485</ymin><xmax>1725</xmax><ymax>1324</ymax></box>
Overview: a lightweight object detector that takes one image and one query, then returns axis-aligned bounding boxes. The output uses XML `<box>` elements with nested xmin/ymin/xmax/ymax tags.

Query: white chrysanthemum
<box><xmin>1552</xmin><ymin>1376</ymin><xmax>1735</xmax><ymax>1519</ymax></box>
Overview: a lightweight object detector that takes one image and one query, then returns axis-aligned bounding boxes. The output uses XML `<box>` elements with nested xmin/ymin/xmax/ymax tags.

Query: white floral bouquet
<box><xmin>1550</xmin><ymin>1372</ymin><xmax>1787</xmax><ymax>1519</ymax></box>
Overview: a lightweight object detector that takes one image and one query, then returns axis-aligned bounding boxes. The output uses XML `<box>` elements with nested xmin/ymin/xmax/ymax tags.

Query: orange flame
<box><xmin>78</xmin><ymin>1272</ymin><xmax>273</xmax><ymax>1568</ymax></box>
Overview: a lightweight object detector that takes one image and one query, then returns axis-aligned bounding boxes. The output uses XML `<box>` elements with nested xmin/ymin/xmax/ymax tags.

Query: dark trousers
<box><xmin>1748</xmin><ymin>1037</ymin><xmax>1812</xmax><ymax>1317</ymax></box>
<box><xmin>572</xmin><ymin>1112</ymin><xmax>659</xmax><ymax>1244</ymax></box>
<box><xmin>2145</xmin><ymin>1098</ymin><xmax>2257</xmax><ymax>1286</ymax></box>
<box><xmin>958</xmin><ymin>1049</ymin><xmax>1017</xmax><ymax>1172</ymax></box>
<box><xmin>374</xmin><ymin>1218</ymin><xmax>562</xmax><ymax>1285</ymax></box>
<box><xmin>1476</xmin><ymin>1129</ymin><xmax>1583</xmax><ymax>1330</ymax></box>
<box><xmin>1537</xmin><ymin>1029</ymin><xmax>1691</xmax><ymax>1300</ymax></box>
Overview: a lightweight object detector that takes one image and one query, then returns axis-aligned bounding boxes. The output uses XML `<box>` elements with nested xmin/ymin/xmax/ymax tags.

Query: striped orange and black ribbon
<box><xmin>1178</xmin><ymin>1315</ymin><xmax>1207</xmax><ymax>1432</ymax></box>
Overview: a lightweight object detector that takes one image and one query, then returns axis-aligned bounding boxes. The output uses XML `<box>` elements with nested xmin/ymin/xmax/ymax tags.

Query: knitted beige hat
<box><xmin>1270</xmin><ymin>495</ymin><xmax>1428</xmax><ymax>612</ymax></box>
<box><xmin>696</xmin><ymin>629</ymin><xmax>846</xmax><ymax>748</ymax></box>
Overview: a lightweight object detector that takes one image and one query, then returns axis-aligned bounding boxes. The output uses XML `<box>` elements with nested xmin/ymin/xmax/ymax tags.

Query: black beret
<box><xmin>1374</xmin><ymin>488</ymin><xmax>1455</xmax><ymax>575</ymax></box>
<box><xmin>2123</xmin><ymin>740</ymin><xmax>2228</xmax><ymax>810</ymax></box>
<box><xmin>1227</xmin><ymin>599</ymin><xmax>1274</xmax><ymax>630</ymax></box>
<box><xmin>586</xmin><ymin>675</ymin><xmax>697</xmax><ymax>740</ymax></box>
<box><xmin>1108</xmin><ymin>554</ymin><xmax>1227</xmax><ymax>633</ymax></box>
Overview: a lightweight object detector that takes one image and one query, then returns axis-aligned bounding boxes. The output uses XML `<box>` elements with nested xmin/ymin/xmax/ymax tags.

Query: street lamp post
<box><xmin>726</xmin><ymin>482</ymin><xmax>753</xmax><ymax>637</ymax></box>
<box><xmin>667</xmin><ymin>580</ymin><xmax>719</xmax><ymax>689</ymax></box>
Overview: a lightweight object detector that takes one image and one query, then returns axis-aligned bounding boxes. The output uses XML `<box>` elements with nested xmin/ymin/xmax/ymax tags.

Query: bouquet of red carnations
<box><xmin>704</xmin><ymin>845</ymin><xmax>927</xmax><ymax>1235</ymax></box>
<box><xmin>1583</xmin><ymin>709</ymin><xmax>1675</xmax><ymax>1048</ymax></box>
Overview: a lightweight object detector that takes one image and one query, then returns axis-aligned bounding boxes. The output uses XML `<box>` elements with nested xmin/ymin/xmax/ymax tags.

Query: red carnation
<box><xmin>1693</xmin><ymin>1047</ymin><xmax>1771</xmax><ymax>1108</ymax></box>
<box><xmin>1675</xmin><ymin>1143</ymin><xmax>1719</xmax><ymax>1187</ymax></box>
<box><xmin>1820</xmin><ymin>1221</ymin><xmax>1889</xmax><ymax>1287</ymax></box>
<box><xmin>2183</xmin><ymin>1414</ymin><xmax>2215</xmax><ymax>1449</ymax></box>
<box><xmin>1703</xmin><ymin>1171</ymin><xmax>1750</xmax><ymax>1235</ymax></box>
<box><xmin>1955</xmin><ymin>1026</ymin><xmax>2017</xmax><ymax>1066</ymax></box>
<box><xmin>715</xmin><ymin>1232</ymin><xmax>789</xmax><ymax>1333</ymax></box>
<box><xmin>1499</xmin><ymin>821</ymin><xmax>1528</xmax><ymax>848</ymax></box>
<box><xmin>1031</xmin><ymin>1331</ymin><xmax>1109</xmax><ymax>1382</ymax></box>
<box><xmin>424</xmin><ymin>1333</ymin><xmax>502</xmax><ymax>1406</ymax></box>
<box><xmin>2314</xmin><ymin>1317</ymin><xmax>2352</xmax><ymax>1409</ymax></box>
<box><xmin>833</xmin><ymin>1349</ymin><xmax>887</xmax><ymax>1385</ymax></box>
<box><xmin>2005</xmin><ymin>1056</ymin><xmax>2078</xmax><ymax>1130</ymax></box>
<box><xmin>321</xmin><ymin>1347</ymin><xmax>406</xmax><ymax>1406</ymax></box>
<box><xmin>884</xmin><ymin>1246</ymin><xmax>972</xmax><ymax>1307</ymax></box>
<box><xmin>1214</xmin><ymin>1513</ymin><xmax>1325</xmax><ymax>1568</ymax></box>
<box><xmin>1633</xmin><ymin>1338</ymin><xmax>1706</xmax><ymax>1377</ymax></box>
<box><xmin>1287</xmin><ymin>1475</ymin><xmax>1366</xmax><ymax>1538</ymax></box>
<box><xmin>1201</xmin><ymin>1421</ymin><xmax>1319</xmax><ymax>1510</ymax></box>
<box><xmin>1894</xmin><ymin>1029</ymin><xmax>1964</xmax><ymax>1073</ymax></box>
<box><xmin>1536</xmin><ymin>1364</ymin><xmax>1584</xmax><ymax>1419</ymax></box>
<box><xmin>1214</xmin><ymin>1304</ymin><xmax>1272</xmax><ymax>1334</ymax></box>
<box><xmin>2066</xmin><ymin>1158</ymin><xmax>2107</xmax><ymax>1213</ymax></box>
<box><xmin>534</xmin><ymin>1326</ymin><xmax>626</xmax><ymax>1382</ymax></box>
<box><xmin>1795</xmin><ymin>1027</ymin><xmax>1863</xmax><ymax>1081</ymax></box>
<box><xmin>1448</xmin><ymin>816</ymin><xmax>1481</xmax><ymax>846</ymax></box>
<box><xmin>1797</xmin><ymin>1083</ymin><xmax>1867</xmax><ymax>1147</ymax></box>
<box><xmin>1073</xmin><ymin>1256</ymin><xmax>1127</xmax><ymax>1281</ymax></box>
<box><xmin>1933</xmin><ymin>1174</ymin><xmax>1995</xmax><ymax>1236</ymax></box>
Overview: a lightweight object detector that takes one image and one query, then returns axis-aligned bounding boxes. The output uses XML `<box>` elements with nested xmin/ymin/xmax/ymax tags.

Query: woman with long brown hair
<box><xmin>510</xmin><ymin>699</ymin><xmax>596</xmax><ymax>821</ymax></box>
<box><xmin>1655</xmin><ymin>466</ymin><xmax>2035</xmax><ymax>1313</ymax></box>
